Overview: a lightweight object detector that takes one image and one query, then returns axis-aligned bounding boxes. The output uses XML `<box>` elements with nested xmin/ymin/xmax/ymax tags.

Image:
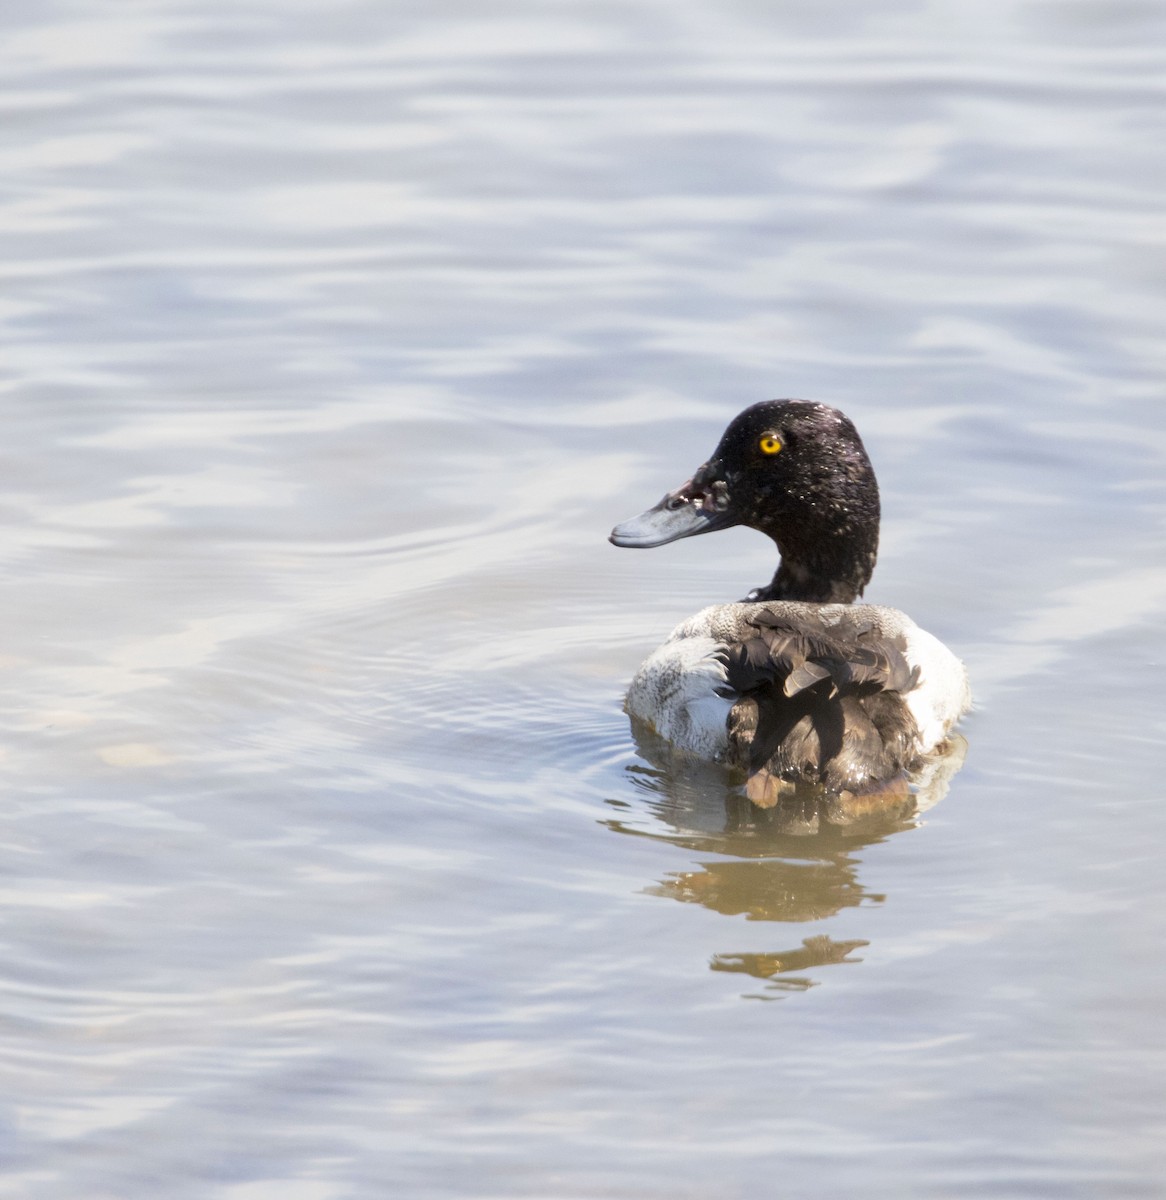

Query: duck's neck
<box><xmin>747</xmin><ymin>536</ymin><xmax>877</xmax><ymax>604</ymax></box>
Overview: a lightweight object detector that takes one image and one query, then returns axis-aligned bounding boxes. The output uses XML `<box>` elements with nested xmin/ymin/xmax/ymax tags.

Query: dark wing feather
<box><xmin>723</xmin><ymin>612</ymin><xmax>922</xmax><ymax>793</ymax></box>
<box><xmin>784</xmin><ymin>660</ymin><xmax>832</xmax><ymax>697</ymax></box>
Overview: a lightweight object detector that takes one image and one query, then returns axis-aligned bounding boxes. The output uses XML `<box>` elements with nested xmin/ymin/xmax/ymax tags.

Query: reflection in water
<box><xmin>606</xmin><ymin>724</ymin><xmax>968</xmax><ymax>994</ymax></box>
<box><xmin>711</xmin><ymin>937</ymin><xmax>870</xmax><ymax>998</ymax></box>
<box><xmin>648</xmin><ymin>855</ymin><xmax>877</xmax><ymax>922</ymax></box>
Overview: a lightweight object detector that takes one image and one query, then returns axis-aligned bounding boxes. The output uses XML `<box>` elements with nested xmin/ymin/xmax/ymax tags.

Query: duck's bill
<box><xmin>609</xmin><ymin>478</ymin><xmax>734</xmax><ymax>548</ymax></box>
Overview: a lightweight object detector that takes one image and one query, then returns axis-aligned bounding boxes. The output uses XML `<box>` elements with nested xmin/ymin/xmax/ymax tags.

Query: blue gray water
<box><xmin>1</xmin><ymin>2</ymin><xmax>1165</xmax><ymax>1196</ymax></box>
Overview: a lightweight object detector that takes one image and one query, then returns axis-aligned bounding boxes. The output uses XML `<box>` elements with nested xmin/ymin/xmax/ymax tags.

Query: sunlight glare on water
<box><xmin>1</xmin><ymin>1</ymin><xmax>1165</xmax><ymax>1196</ymax></box>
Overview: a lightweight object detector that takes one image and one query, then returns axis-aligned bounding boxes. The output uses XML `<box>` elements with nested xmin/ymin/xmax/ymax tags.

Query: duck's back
<box><xmin>626</xmin><ymin>601</ymin><xmax>971</xmax><ymax>796</ymax></box>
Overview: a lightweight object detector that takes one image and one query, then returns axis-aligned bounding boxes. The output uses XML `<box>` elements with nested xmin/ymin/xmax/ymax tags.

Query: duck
<box><xmin>610</xmin><ymin>399</ymin><xmax>970</xmax><ymax>807</ymax></box>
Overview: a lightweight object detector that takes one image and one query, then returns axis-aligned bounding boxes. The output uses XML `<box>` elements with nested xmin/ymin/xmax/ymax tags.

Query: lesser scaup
<box><xmin>610</xmin><ymin>399</ymin><xmax>970</xmax><ymax>807</ymax></box>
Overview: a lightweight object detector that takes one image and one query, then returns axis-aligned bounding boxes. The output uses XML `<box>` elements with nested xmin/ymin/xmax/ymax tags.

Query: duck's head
<box><xmin>610</xmin><ymin>399</ymin><xmax>880</xmax><ymax>603</ymax></box>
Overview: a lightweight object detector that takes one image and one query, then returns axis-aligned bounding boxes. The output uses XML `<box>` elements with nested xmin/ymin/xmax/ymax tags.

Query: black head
<box><xmin>610</xmin><ymin>399</ymin><xmax>880</xmax><ymax>603</ymax></box>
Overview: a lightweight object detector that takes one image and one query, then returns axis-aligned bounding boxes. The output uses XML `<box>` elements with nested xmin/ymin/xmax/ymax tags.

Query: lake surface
<box><xmin>2</xmin><ymin>1</ymin><xmax>1165</xmax><ymax>1196</ymax></box>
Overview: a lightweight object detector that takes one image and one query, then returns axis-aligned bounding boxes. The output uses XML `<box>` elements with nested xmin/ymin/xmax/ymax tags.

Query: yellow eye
<box><xmin>758</xmin><ymin>434</ymin><xmax>783</xmax><ymax>456</ymax></box>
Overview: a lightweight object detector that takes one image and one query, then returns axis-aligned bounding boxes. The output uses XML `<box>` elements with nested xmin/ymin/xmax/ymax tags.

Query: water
<box><xmin>1</xmin><ymin>1</ymin><xmax>1165</xmax><ymax>1196</ymax></box>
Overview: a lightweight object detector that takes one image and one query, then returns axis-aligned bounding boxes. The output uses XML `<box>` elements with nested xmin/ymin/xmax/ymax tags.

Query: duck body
<box><xmin>625</xmin><ymin>600</ymin><xmax>970</xmax><ymax>802</ymax></box>
<box><xmin>611</xmin><ymin>400</ymin><xmax>970</xmax><ymax>803</ymax></box>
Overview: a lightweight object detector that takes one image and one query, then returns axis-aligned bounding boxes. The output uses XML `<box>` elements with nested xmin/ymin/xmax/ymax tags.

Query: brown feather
<box><xmin>722</xmin><ymin>611</ymin><xmax>923</xmax><ymax>794</ymax></box>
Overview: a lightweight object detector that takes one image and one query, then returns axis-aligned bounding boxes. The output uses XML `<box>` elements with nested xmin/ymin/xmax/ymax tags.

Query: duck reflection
<box><xmin>604</xmin><ymin>721</ymin><xmax>967</xmax><ymax>996</ymax></box>
<box><xmin>710</xmin><ymin>937</ymin><xmax>871</xmax><ymax>997</ymax></box>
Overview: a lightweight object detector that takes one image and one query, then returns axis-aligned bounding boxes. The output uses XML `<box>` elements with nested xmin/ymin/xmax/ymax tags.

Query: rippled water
<box><xmin>2</xmin><ymin>1</ymin><xmax>1165</xmax><ymax>1196</ymax></box>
